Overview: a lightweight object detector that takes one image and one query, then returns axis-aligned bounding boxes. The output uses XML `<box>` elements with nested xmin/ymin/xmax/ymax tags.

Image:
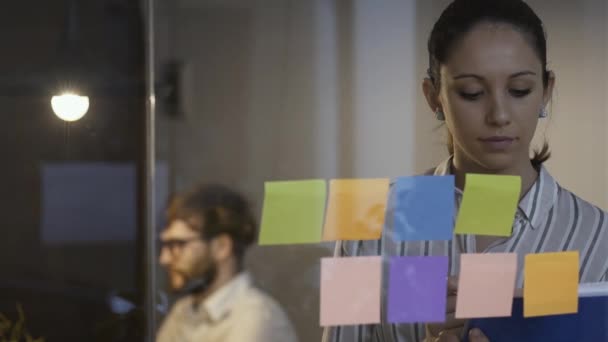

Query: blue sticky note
<box><xmin>392</xmin><ymin>175</ymin><xmax>454</xmax><ymax>241</ymax></box>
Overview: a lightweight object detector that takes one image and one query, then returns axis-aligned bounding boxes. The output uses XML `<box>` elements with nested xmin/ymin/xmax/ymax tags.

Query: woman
<box><xmin>331</xmin><ymin>0</ymin><xmax>608</xmax><ymax>341</ymax></box>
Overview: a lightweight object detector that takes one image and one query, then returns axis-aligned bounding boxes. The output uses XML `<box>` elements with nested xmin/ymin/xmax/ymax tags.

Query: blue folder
<box><xmin>464</xmin><ymin>296</ymin><xmax>608</xmax><ymax>342</ymax></box>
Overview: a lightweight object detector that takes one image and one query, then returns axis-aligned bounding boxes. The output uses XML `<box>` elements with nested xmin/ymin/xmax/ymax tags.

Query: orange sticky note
<box><xmin>455</xmin><ymin>253</ymin><xmax>517</xmax><ymax>318</ymax></box>
<box><xmin>320</xmin><ymin>256</ymin><xmax>382</xmax><ymax>326</ymax></box>
<box><xmin>322</xmin><ymin>179</ymin><xmax>390</xmax><ymax>241</ymax></box>
<box><xmin>524</xmin><ymin>251</ymin><xmax>579</xmax><ymax>317</ymax></box>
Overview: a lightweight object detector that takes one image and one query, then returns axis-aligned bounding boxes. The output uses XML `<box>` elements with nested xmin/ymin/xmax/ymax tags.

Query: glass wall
<box><xmin>151</xmin><ymin>0</ymin><xmax>608</xmax><ymax>341</ymax></box>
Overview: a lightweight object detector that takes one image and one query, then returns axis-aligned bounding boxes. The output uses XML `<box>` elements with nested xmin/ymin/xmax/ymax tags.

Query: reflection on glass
<box><xmin>156</xmin><ymin>184</ymin><xmax>298</xmax><ymax>342</ymax></box>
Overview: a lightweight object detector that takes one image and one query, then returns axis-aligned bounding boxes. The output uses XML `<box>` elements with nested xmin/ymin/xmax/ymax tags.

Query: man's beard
<box><xmin>177</xmin><ymin>260</ymin><xmax>217</xmax><ymax>296</ymax></box>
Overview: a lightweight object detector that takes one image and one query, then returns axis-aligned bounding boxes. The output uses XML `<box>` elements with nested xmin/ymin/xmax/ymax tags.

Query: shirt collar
<box><xmin>201</xmin><ymin>272</ymin><xmax>252</xmax><ymax>323</ymax></box>
<box><xmin>517</xmin><ymin>166</ymin><xmax>559</xmax><ymax>230</ymax></box>
<box><xmin>433</xmin><ymin>156</ymin><xmax>559</xmax><ymax>230</ymax></box>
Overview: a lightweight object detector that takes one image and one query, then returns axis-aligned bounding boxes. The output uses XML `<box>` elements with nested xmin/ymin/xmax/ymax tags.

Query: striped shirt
<box><xmin>332</xmin><ymin>157</ymin><xmax>608</xmax><ymax>342</ymax></box>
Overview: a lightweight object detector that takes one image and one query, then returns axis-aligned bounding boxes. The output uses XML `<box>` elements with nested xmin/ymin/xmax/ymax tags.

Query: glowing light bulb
<box><xmin>51</xmin><ymin>93</ymin><xmax>90</xmax><ymax>122</ymax></box>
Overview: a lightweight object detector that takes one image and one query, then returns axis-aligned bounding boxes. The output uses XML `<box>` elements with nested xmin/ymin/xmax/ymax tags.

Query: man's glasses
<box><xmin>158</xmin><ymin>237</ymin><xmax>201</xmax><ymax>256</ymax></box>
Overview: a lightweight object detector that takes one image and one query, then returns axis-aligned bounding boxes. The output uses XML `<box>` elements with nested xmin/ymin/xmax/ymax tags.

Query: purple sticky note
<box><xmin>387</xmin><ymin>256</ymin><xmax>449</xmax><ymax>323</ymax></box>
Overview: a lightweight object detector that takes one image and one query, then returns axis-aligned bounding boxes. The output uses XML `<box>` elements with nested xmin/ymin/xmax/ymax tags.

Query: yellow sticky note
<box><xmin>524</xmin><ymin>251</ymin><xmax>579</xmax><ymax>317</ymax></box>
<box><xmin>322</xmin><ymin>179</ymin><xmax>390</xmax><ymax>241</ymax></box>
<box><xmin>454</xmin><ymin>174</ymin><xmax>521</xmax><ymax>237</ymax></box>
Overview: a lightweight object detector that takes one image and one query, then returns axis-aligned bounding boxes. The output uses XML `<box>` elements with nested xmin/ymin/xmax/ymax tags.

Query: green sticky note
<box><xmin>258</xmin><ymin>179</ymin><xmax>327</xmax><ymax>245</ymax></box>
<box><xmin>454</xmin><ymin>174</ymin><xmax>521</xmax><ymax>237</ymax></box>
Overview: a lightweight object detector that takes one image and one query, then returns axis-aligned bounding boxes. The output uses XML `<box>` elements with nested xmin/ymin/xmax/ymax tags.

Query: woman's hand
<box><xmin>426</xmin><ymin>277</ymin><xmax>466</xmax><ymax>340</ymax></box>
<box><xmin>467</xmin><ymin>328</ymin><xmax>489</xmax><ymax>342</ymax></box>
<box><xmin>435</xmin><ymin>328</ymin><xmax>490</xmax><ymax>342</ymax></box>
<box><xmin>424</xmin><ymin>277</ymin><xmax>492</xmax><ymax>341</ymax></box>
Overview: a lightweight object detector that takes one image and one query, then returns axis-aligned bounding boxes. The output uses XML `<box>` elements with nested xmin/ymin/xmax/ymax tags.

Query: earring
<box><xmin>435</xmin><ymin>109</ymin><xmax>445</xmax><ymax>121</ymax></box>
<box><xmin>539</xmin><ymin>107</ymin><xmax>548</xmax><ymax>118</ymax></box>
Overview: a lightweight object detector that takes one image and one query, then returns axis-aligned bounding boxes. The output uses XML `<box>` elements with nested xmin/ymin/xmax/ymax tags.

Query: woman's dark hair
<box><xmin>166</xmin><ymin>184</ymin><xmax>257</xmax><ymax>266</ymax></box>
<box><xmin>427</xmin><ymin>0</ymin><xmax>551</xmax><ymax>169</ymax></box>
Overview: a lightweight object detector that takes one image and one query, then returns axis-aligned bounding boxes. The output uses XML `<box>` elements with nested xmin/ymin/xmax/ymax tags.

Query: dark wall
<box><xmin>0</xmin><ymin>1</ymin><xmax>145</xmax><ymax>341</ymax></box>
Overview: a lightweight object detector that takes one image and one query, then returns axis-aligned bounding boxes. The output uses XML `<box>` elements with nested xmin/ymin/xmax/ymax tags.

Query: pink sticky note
<box><xmin>320</xmin><ymin>256</ymin><xmax>382</xmax><ymax>326</ymax></box>
<box><xmin>455</xmin><ymin>253</ymin><xmax>517</xmax><ymax>319</ymax></box>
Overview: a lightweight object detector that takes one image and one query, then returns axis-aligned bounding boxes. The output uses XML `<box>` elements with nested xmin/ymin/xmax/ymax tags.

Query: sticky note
<box><xmin>454</xmin><ymin>174</ymin><xmax>521</xmax><ymax>236</ymax></box>
<box><xmin>455</xmin><ymin>253</ymin><xmax>517</xmax><ymax>318</ymax></box>
<box><xmin>524</xmin><ymin>251</ymin><xmax>579</xmax><ymax>317</ymax></box>
<box><xmin>392</xmin><ymin>176</ymin><xmax>455</xmax><ymax>241</ymax></box>
<box><xmin>322</xmin><ymin>179</ymin><xmax>390</xmax><ymax>241</ymax></box>
<box><xmin>258</xmin><ymin>180</ymin><xmax>326</xmax><ymax>245</ymax></box>
<box><xmin>387</xmin><ymin>256</ymin><xmax>449</xmax><ymax>323</ymax></box>
<box><xmin>320</xmin><ymin>256</ymin><xmax>382</xmax><ymax>326</ymax></box>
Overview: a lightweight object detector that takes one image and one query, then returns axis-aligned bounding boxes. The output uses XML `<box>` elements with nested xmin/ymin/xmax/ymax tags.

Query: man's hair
<box><xmin>165</xmin><ymin>184</ymin><xmax>257</xmax><ymax>264</ymax></box>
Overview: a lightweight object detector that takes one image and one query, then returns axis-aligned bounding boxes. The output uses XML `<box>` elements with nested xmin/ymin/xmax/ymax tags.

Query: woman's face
<box><xmin>433</xmin><ymin>22</ymin><xmax>554</xmax><ymax>171</ymax></box>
